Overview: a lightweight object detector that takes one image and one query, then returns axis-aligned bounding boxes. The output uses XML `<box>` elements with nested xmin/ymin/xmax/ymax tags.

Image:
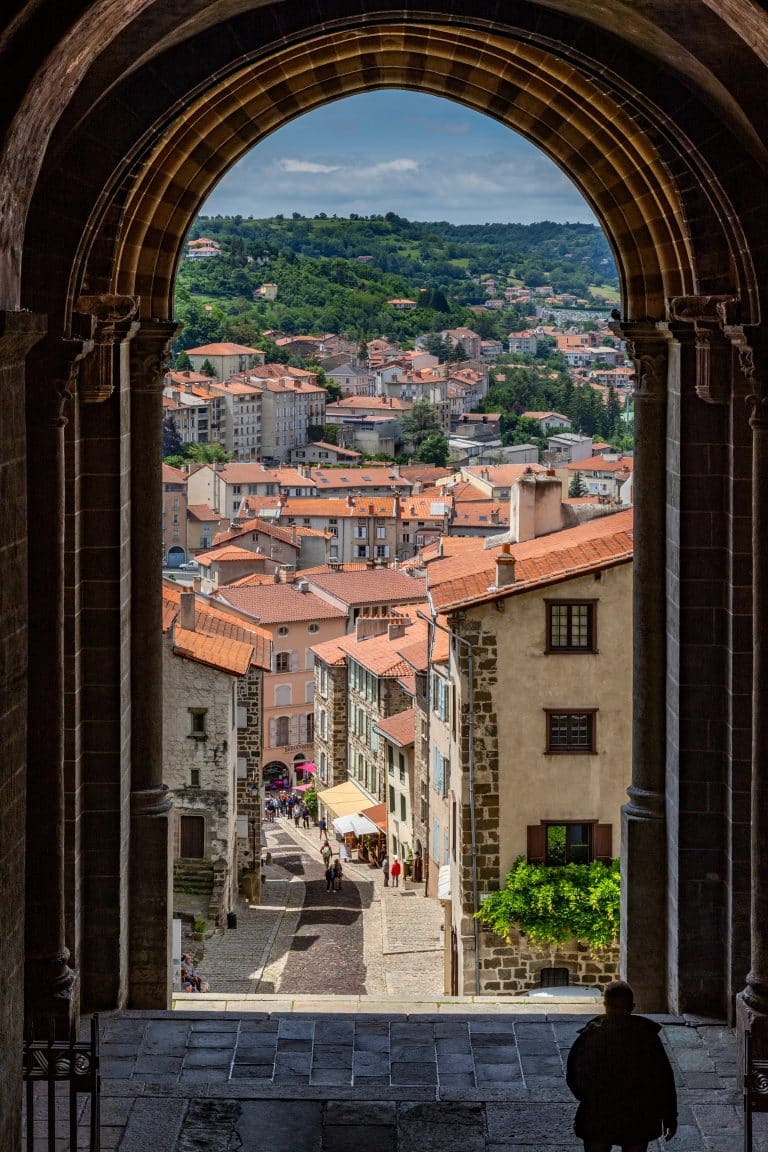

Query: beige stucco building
<box><xmin>428</xmin><ymin>509</ymin><xmax>633</xmax><ymax>995</ymax></box>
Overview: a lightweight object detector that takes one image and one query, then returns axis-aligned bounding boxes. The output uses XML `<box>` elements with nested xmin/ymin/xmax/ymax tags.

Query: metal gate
<box><xmin>23</xmin><ymin>1015</ymin><xmax>100</xmax><ymax>1151</ymax></box>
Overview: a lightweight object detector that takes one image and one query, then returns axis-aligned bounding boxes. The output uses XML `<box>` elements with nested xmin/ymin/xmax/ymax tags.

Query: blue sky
<box><xmin>204</xmin><ymin>90</ymin><xmax>597</xmax><ymax>225</ymax></box>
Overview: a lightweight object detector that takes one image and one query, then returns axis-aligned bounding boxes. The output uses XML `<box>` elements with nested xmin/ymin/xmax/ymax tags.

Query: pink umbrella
<box><xmin>294</xmin><ymin>782</ymin><xmax>313</xmax><ymax>792</ymax></box>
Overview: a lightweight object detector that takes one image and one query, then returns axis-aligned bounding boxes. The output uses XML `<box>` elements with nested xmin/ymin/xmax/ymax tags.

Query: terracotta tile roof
<box><xmin>222</xmin><ymin>572</ymin><xmax>281</xmax><ymax>587</ymax></box>
<box><xmin>214</xmin><ymin>464</ymin><xmax>314</xmax><ymax>487</ymax></box>
<box><xmin>173</xmin><ymin>625</ymin><xmax>255</xmax><ymax>676</ymax></box>
<box><xmin>195</xmin><ymin>544</ymin><xmax>264</xmax><ymax>565</ymax></box>
<box><xmin>451</xmin><ymin>502</ymin><xmax>509</xmax><ymax>528</ymax></box>
<box><xmin>187</xmin><ymin>504</ymin><xmax>220</xmax><ymax>522</ymax></box>
<box><xmin>295</xmin><ymin>526</ymin><xmax>332</xmax><ymax>539</ymax></box>
<box><xmin>299</xmin><ymin>562</ymin><xmax>370</xmax><ymax>576</ymax></box>
<box><xmin>215</xmin><ymin>583</ymin><xmax>348</xmax><ymax>624</ymax></box>
<box><xmin>336</xmin><ymin>617</ymin><xmax>429</xmax><ymax>677</ymax></box>
<box><xmin>310</xmin><ymin>441</ymin><xmax>361</xmax><ymax>457</ymax></box>
<box><xmin>374</xmin><ymin>708</ymin><xmax>415</xmax><ymax>747</ymax></box>
<box><xmin>310</xmin><ymin>466</ymin><xmax>411</xmax><ymax>488</ymax></box>
<box><xmin>400</xmin><ymin>496</ymin><xmax>452</xmax><ymax>519</ymax></box>
<box><xmin>185</xmin><ymin>342</ymin><xmax>264</xmax><ymax>356</ymax></box>
<box><xmin>328</xmin><ymin>396</ymin><xmax>412</xmax><ymax>411</ymax></box>
<box><xmin>463</xmin><ymin>463</ymin><xmax>546</xmax><ymax>487</ymax></box>
<box><xmin>162</xmin><ymin>464</ymin><xmax>187</xmax><ymax>483</ymax></box>
<box><xmin>162</xmin><ymin>584</ymin><xmax>271</xmax><ymax>671</ymax></box>
<box><xmin>396</xmin><ymin>672</ymin><xmax>417</xmax><ymax>696</ymax></box>
<box><xmin>429</xmin><ymin>510</ymin><xmax>634</xmax><ymax>613</ymax></box>
<box><xmin>310</xmin><ymin>635</ymin><xmax>348</xmax><ymax>666</ymax></box>
<box><xmin>307</xmin><ymin>569</ymin><xmax>428</xmax><ymax>608</ymax></box>
<box><xmin>565</xmin><ymin>455</ymin><xmax>634</xmax><ymax>473</ymax></box>
<box><xmin>213</xmin><ymin>517</ymin><xmax>300</xmax><ymax>549</ymax></box>
<box><xmin>351</xmin><ymin>496</ymin><xmax>398</xmax><ymax>516</ymax></box>
<box><xmin>523</xmin><ymin>410</ymin><xmax>569</xmax><ymax>421</ymax></box>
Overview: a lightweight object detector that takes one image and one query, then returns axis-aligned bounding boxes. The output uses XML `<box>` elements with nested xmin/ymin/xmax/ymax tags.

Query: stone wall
<box><xmin>314</xmin><ymin>660</ymin><xmax>347</xmax><ymax>788</ymax></box>
<box><xmin>162</xmin><ymin>642</ymin><xmax>238</xmax><ymax>920</ymax></box>
<box><xmin>478</xmin><ymin>926</ymin><xmax>620</xmax><ymax>994</ymax></box>
<box><xmin>235</xmin><ymin>666</ymin><xmax>262</xmax><ymax>883</ymax></box>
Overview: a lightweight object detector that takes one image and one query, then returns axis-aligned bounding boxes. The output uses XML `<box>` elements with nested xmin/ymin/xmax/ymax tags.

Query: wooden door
<box><xmin>180</xmin><ymin>814</ymin><xmax>205</xmax><ymax>858</ymax></box>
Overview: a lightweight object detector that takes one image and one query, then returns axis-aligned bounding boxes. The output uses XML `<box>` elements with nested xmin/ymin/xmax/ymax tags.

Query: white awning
<box><xmin>332</xmin><ymin>813</ymin><xmax>379</xmax><ymax>837</ymax></box>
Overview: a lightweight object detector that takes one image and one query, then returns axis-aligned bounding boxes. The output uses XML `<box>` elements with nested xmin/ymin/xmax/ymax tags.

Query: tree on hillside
<box><xmin>447</xmin><ymin>340</ymin><xmax>467</xmax><ymax>362</ymax></box>
<box><xmin>186</xmin><ymin>442</ymin><xmax>231</xmax><ymax>464</ymax></box>
<box><xmin>200</xmin><ymin>358</ymin><xmax>217</xmax><ymax>378</ymax></box>
<box><xmin>415</xmin><ymin>433</ymin><xmax>450</xmax><ymax>466</ymax></box>
<box><xmin>569</xmin><ymin>471</ymin><xmax>588</xmax><ymax>497</ymax></box>
<box><xmin>401</xmin><ymin>400</ymin><xmax>443</xmax><ymax>449</ymax></box>
<box><xmin>162</xmin><ymin>415</ymin><xmax>183</xmax><ymax>459</ymax></box>
<box><xmin>174</xmin><ymin>350</ymin><xmax>192</xmax><ymax>370</ymax></box>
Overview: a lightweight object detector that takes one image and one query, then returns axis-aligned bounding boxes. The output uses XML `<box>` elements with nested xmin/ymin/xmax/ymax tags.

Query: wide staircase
<box><xmin>173</xmin><ymin>858</ymin><xmax>214</xmax><ymax>898</ymax></box>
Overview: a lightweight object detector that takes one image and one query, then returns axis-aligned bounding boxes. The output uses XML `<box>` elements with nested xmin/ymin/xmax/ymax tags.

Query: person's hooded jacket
<box><xmin>566</xmin><ymin>1013</ymin><xmax>677</xmax><ymax>1144</ymax></box>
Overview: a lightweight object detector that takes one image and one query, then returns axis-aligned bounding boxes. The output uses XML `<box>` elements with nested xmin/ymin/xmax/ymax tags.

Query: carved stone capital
<box><xmin>666</xmin><ymin>295</ymin><xmax>740</xmax><ymax>405</ymax></box>
<box><xmin>74</xmin><ymin>294</ymin><xmax>140</xmax><ymax>403</ymax></box>
<box><xmin>0</xmin><ymin>310</ymin><xmax>47</xmax><ymax>368</ymax></box>
<box><xmin>610</xmin><ymin>321</ymin><xmax>670</xmax><ymax>402</ymax></box>
<box><xmin>720</xmin><ymin>324</ymin><xmax>768</xmax><ymax>429</ymax></box>
<box><xmin>27</xmin><ymin>334</ymin><xmax>95</xmax><ymax>428</ymax></box>
<box><xmin>130</xmin><ymin>320</ymin><xmax>180</xmax><ymax>394</ymax></box>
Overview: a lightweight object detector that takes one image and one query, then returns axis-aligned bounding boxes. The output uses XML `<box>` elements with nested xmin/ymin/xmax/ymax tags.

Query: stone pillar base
<box><xmin>128</xmin><ymin>787</ymin><xmax>172</xmax><ymax>1009</ymax></box>
<box><xmin>25</xmin><ymin>953</ymin><xmax>78</xmax><ymax>1038</ymax></box>
<box><xmin>621</xmin><ymin>799</ymin><xmax>667</xmax><ymax>1011</ymax></box>
<box><xmin>736</xmin><ymin>990</ymin><xmax>768</xmax><ymax>1081</ymax></box>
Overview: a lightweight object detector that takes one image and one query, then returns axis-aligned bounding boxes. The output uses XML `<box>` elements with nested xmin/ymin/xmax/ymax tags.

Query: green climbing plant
<box><xmin>304</xmin><ymin>786</ymin><xmax>318</xmax><ymax>820</ymax></box>
<box><xmin>475</xmin><ymin>856</ymin><xmax>620</xmax><ymax>949</ymax></box>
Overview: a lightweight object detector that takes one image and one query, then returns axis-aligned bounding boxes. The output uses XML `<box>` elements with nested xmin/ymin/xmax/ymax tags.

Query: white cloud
<box><xmin>280</xmin><ymin>159</ymin><xmax>342</xmax><ymax>174</ymax></box>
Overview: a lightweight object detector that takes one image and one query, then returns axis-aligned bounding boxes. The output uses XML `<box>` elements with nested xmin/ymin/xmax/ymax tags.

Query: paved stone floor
<box><xmin>34</xmin><ymin>1007</ymin><xmax>766</xmax><ymax>1150</ymax></box>
<box><xmin>198</xmin><ymin>819</ymin><xmax>444</xmax><ymax>999</ymax></box>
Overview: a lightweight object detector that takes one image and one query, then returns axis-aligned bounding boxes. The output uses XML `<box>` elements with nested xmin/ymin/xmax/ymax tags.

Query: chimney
<box><xmin>495</xmin><ymin>543</ymin><xmax>516</xmax><ymax>588</ymax></box>
<box><xmin>388</xmin><ymin>621</ymin><xmax>407</xmax><ymax>640</ymax></box>
<box><xmin>179</xmin><ymin>590</ymin><xmax>196</xmax><ymax>630</ymax></box>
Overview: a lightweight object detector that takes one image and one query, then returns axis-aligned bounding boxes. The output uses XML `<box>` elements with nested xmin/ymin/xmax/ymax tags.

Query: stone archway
<box><xmin>5</xmin><ymin>6</ymin><xmax>768</xmax><ymax>1144</ymax></box>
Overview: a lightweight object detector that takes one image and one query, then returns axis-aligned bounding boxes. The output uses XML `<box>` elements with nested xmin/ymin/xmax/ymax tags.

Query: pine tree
<box><xmin>174</xmin><ymin>349</ymin><xmax>192</xmax><ymax>370</ymax></box>
<box><xmin>162</xmin><ymin>415</ymin><xmax>183</xmax><ymax>459</ymax></box>
<box><xmin>569</xmin><ymin>471</ymin><xmax>588</xmax><ymax>497</ymax></box>
<box><xmin>200</xmin><ymin>358</ymin><xmax>217</xmax><ymax>378</ymax></box>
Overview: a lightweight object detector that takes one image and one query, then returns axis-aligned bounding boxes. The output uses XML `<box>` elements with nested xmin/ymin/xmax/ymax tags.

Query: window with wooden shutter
<box><xmin>527</xmin><ymin>824</ymin><xmax>546</xmax><ymax>863</ymax></box>
<box><xmin>269</xmin><ymin>717</ymin><xmax>277</xmax><ymax>746</ymax></box>
<box><xmin>290</xmin><ymin>651</ymin><xmax>300</xmax><ymax>672</ymax></box>
<box><xmin>290</xmin><ymin>715</ymin><xmax>299</xmax><ymax>744</ymax></box>
<box><xmin>593</xmin><ymin>823</ymin><xmax>613</xmax><ymax>862</ymax></box>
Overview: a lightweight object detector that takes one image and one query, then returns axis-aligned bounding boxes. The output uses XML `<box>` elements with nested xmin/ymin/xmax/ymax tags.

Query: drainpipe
<box><xmin>417</xmin><ymin>611</ymin><xmax>481</xmax><ymax>996</ymax></box>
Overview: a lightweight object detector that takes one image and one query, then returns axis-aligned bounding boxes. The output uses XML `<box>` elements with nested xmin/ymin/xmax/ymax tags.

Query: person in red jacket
<box><xmin>389</xmin><ymin>855</ymin><xmax>402</xmax><ymax>888</ymax></box>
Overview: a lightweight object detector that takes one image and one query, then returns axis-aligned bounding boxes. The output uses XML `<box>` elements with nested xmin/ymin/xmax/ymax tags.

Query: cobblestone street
<box><xmin>199</xmin><ymin>818</ymin><xmax>445</xmax><ymax>999</ymax></box>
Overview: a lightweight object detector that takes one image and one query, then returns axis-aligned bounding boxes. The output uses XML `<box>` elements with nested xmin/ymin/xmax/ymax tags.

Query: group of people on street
<box><xmin>380</xmin><ymin>852</ymin><xmax>401</xmax><ymax>887</ymax></box>
<box><xmin>264</xmin><ymin>791</ymin><xmax>310</xmax><ymax>827</ymax></box>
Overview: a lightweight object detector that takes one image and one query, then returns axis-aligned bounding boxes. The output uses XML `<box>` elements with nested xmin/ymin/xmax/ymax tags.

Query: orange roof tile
<box><xmin>185</xmin><ymin>342</ymin><xmax>264</xmax><ymax>356</ymax></box>
<box><xmin>429</xmin><ymin>510</ymin><xmax>634</xmax><ymax>613</ymax></box>
<box><xmin>162</xmin><ymin>464</ymin><xmax>187</xmax><ymax>483</ymax></box>
<box><xmin>196</xmin><ymin>544</ymin><xmax>265</xmax><ymax>565</ymax></box>
<box><xmin>216</xmin><ymin>583</ymin><xmax>347</xmax><ymax>624</ymax></box>
<box><xmin>162</xmin><ymin>584</ymin><xmax>271</xmax><ymax>671</ymax></box>
<box><xmin>336</xmin><ymin>617</ymin><xmax>429</xmax><ymax>677</ymax></box>
<box><xmin>565</xmin><ymin>455</ymin><xmax>634</xmax><ymax>473</ymax></box>
<box><xmin>187</xmin><ymin>504</ymin><xmax>220</xmax><ymax>522</ymax></box>
<box><xmin>374</xmin><ymin>708</ymin><xmax>415</xmax><ymax>747</ymax></box>
<box><xmin>310</xmin><ymin>635</ymin><xmax>348</xmax><ymax>666</ymax></box>
<box><xmin>307</xmin><ymin>569</ymin><xmax>428</xmax><ymax>608</ymax></box>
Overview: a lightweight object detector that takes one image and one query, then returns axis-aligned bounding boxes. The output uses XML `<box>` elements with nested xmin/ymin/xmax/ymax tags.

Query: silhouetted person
<box><xmin>324</xmin><ymin>865</ymin><xmax>335</xmax><ymax>892</ymax></box>
<box><xmin>566</xmin><ymin>980</ymin><xmax>677</xmax><ymax>1152</ymax></box>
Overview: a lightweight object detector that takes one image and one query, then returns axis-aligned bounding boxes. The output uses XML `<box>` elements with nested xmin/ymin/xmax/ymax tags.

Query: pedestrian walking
<box><xmin>302</xmin><ymin>804</ymin><xmax>310</xmax><ymax>829</ymax></box>
<box><xmin>324</xmin><ymin>864</ymin><xmax>335</xmax><ymax>892</ymax></box>
<box><xmin>381</xmin><ymin>852</ymin><xmax>389</xmax><ymax>886</ymax></box>
<box><xmin>293</xmin><ymin>805</ymin><xmax>301</xmax><ymax>828</ymax></box>
<box><xmin>333</xmin><ymin>859</ymin><xmax>343</xmax><ymax>890</ymax></box>
<box><xmin>566</xmin><ymin>980</ymin><xmax>677</xmax><ymax>1152</ymax></box>
<box><xmin>321</xmin><ymin>841</ymin><xmax>332</xmax><ymax>868</ymax></box>
<box><xmin>318</xmin><ymin>816</ymin><xmax>327</xmax><ymax>839</ymax></box>
<box><xmin>390</xmin><ymin>855</ymin><xmax>401</xmax><ymax>888</ymax></box>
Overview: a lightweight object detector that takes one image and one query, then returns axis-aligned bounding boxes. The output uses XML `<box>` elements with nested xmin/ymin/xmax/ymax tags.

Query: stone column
<box><xmin>128</xmin><ymin>320</ymin><xmax>177</xmax><ymax>1008</ymax></box>
<box><xmin>73</xmin><ymin>294</ymin><xmax>139</xmax><ymax>1009</ymax></box>
<box><xmin>24</xmin><ymin>327</ymin><xmax>93</xmax><ymax>1032</ymax></box>
<box><xmin>0</xmin><ymin>314</ymin><xmax>46</xmax><ymax>1137</ymax></box>
<box><xmin>613</xmin><ymin>321</ymin><xmax>671</xmax><ymax>1010</ymax></box>
<box><xmin>736</xmin><ymin>334</ymin><xmax>768</xmax><ymax>1057</ymax></box>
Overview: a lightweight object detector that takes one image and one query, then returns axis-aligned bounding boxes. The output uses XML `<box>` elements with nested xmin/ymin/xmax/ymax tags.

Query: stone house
<box><xmin>311</xmin><ymin>636</ymin><xmax>348</xmax><ymax>789</ymax></box>
<box><xmin>427</xmin><ymin>510</ymin><xmax>633</xmax><ymax>995</ymax></box>
<box><xmin>162</xmin><ymin>586</ymin><xmax>271</xmax><ymax>924</ymax></box>
<box><xmin>311</xmin><ymin>610</ymin><xmax>429</xmax><ymax>808</ymax></box>
<box><xmin>374</xmin><ymin>707</ymin><xmax>416</xmax><ymax>863</ymax></box>
<box><xmin>214</xmin><ymin>580</ymin><xmax>347</xmax><ymax>787</ymax></box>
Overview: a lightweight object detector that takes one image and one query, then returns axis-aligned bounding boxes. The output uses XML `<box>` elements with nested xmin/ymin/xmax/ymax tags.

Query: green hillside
<box><xmin>174</xmin><ymin>213</ymin><xmax>617</xmax><ymax>349</ymax></box>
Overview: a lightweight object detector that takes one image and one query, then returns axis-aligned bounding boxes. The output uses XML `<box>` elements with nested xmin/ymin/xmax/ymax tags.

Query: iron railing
<box><xmin>23</xmin><ymin>1015</ymin><xmax>100</xmax><ymax>1152</ymax></box>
